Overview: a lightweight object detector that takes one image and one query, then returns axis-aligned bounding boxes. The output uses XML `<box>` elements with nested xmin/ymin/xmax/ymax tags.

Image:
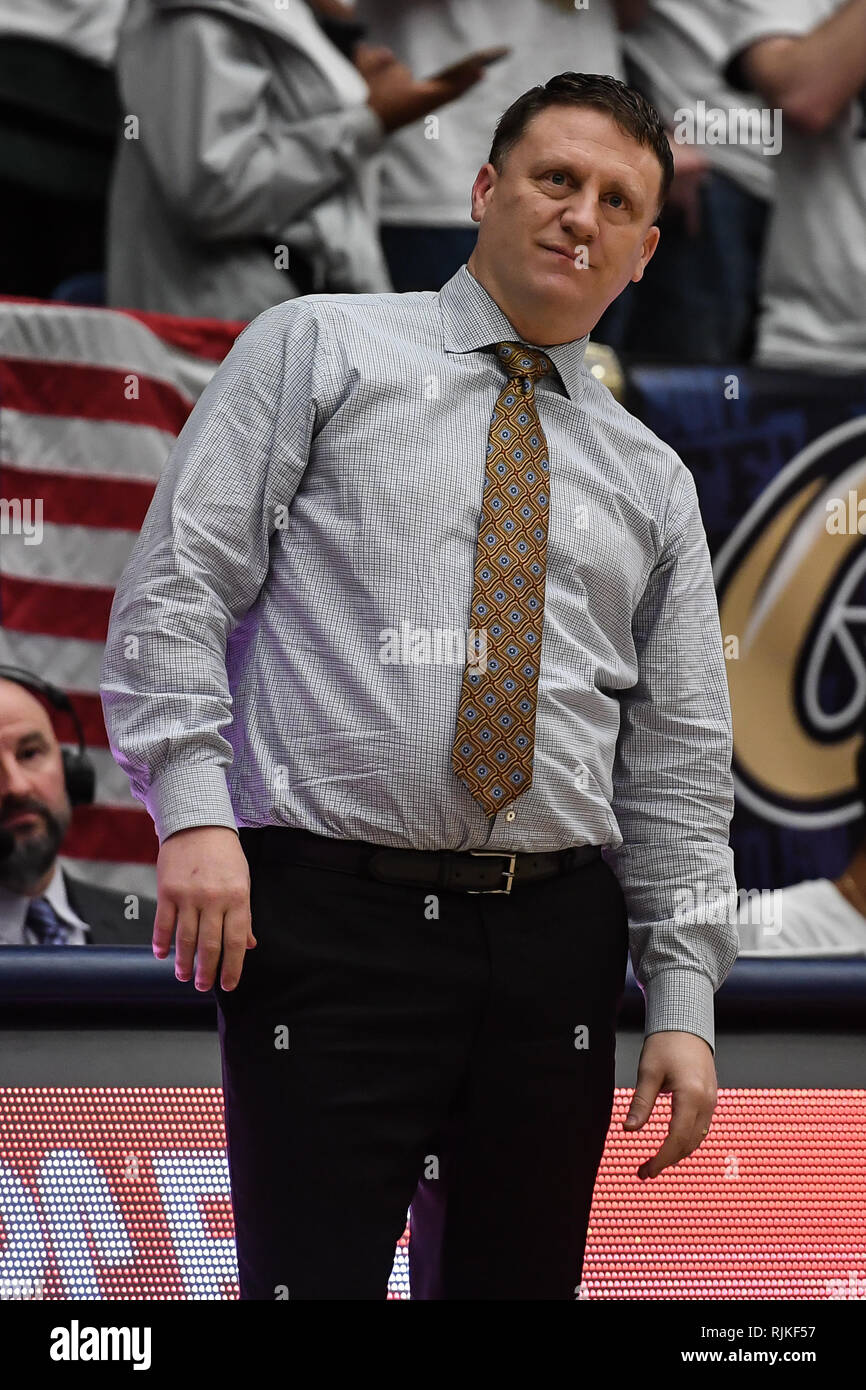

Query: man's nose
<box><xmin>560</xmin><ymin>189</ymin><xmax>601</xmax><ymax>242</ymax></box>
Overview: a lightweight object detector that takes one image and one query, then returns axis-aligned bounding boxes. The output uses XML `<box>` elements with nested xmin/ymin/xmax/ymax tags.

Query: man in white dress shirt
<box><xmin>99</xmin><ymin>72</ymin><xmax>746</xmax><ymax>1299</ymax></box>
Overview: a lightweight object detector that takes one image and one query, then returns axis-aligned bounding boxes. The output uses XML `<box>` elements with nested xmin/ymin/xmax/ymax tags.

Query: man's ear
<box><xmin>630</xmin><ymin>223</ymin><xmax>661</xmax><ymax>285</ymax></box>
<box><xmin>469</xmin><ymin>162</ymin><xmax>497</xmax><ymax>224</ymax></box>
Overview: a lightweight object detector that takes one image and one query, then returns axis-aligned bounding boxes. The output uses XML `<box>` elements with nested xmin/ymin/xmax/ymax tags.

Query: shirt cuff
<box><xmin>643</xmin><ymin>968</ymin><xmax>717</xmax><ymax>1054</ymax></box>
<box><xmin>147</xmin><ymin>763</ymin><xmax>238</xmax><ymax>845</ymax></box>
<box><xmin>352</xmin><ymin>101</ymin><xmax>387</xmax><ymax>159</ymax></box>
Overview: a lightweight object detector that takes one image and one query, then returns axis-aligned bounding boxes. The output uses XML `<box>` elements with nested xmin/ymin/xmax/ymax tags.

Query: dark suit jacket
<box><xmin>63</xmin><ymin>869</ymin><xmax>157</xmax><ymax>946</ymax></box>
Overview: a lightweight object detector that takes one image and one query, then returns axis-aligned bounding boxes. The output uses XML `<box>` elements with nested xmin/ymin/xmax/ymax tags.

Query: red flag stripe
<box><xmin>0</xmin><ymin>463</ymin><xmax>156</xmax><ymax>530</ymax></box>
<box><xmin>75</xmin><ymin>693</ymin><xmax>110</xmax><ymax>749</ymax></box>
<box><xmin>64</xmin><ymin>803</ymin><xmax>159</xmax><ymax>864</ymax></box>
<box><xmin>120</xmin><ymin>305</ymin><xmax>246</xmax><ymax>362</ymax></box>
<box><xmin>0</xmin><ymin>358</ymin><xmax>193</xmax><ymax>432</ymax></box>
<box><xmin>1</xmin><ymin>574</ymin><xmax>114</xmax><ymax>642</ymax></box>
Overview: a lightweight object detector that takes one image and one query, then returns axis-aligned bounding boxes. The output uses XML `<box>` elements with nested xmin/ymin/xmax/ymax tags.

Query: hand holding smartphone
<box><xmin>428</xmin><ymin>45</ymin><xmax>511</xmax><ymax>84</ymax></box>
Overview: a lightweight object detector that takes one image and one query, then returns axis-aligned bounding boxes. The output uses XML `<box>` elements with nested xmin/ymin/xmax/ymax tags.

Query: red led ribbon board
<box><xmin>0</xmin><ymin>1087</ymin><xmax>863</xmax><ymax>1300</ymax></box>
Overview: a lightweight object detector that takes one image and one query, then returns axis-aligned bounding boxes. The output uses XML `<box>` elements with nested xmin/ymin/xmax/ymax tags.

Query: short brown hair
<box><xmin>487</xmin><ymin>72</ymin><xmax>674</xmax><ymax>221</ymax></box>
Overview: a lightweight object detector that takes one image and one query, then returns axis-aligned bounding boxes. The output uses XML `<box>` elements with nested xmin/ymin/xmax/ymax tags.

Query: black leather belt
<box><xmin>239</xmin><ymin>826</ymin><xmax>602</xmax><ymax>895</ymax></box>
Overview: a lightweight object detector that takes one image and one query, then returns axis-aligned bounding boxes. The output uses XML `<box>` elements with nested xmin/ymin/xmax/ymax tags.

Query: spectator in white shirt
<box><xmin>724</xmin><ymin>0</ymin><xmax>866</xmax><ymax>374</ymax></box>
<box><xmin>592</xmin><ymin>0</ymin><xmax>775</xmax><ymax>363</ymax></box>
<box><xmin>355</xmin><ymin>0</ymin><xmax>635</xmax><ymax>291</ymax></box>
<box><xmin>737</xmin><ymin>730</ymin><xmax>866</xmax><ymax>957</ymax></box>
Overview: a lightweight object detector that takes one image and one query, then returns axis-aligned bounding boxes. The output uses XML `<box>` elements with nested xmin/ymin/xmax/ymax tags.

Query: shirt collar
<box><xmin>46</xmin><ymin>860</ymin><xmax>90</xmax><ymax>931</ymax></box>
<box><xmin>437</xmin><ymin>262</ymin><xmax>591</xmax><ymax>405</ymax></box>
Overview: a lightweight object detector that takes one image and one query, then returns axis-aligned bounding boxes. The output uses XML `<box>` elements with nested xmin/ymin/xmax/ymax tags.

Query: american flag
<box><xmin>0</xmin><ymin>296</ymin><xmax>246</xmax><ymax>900</ymax></box>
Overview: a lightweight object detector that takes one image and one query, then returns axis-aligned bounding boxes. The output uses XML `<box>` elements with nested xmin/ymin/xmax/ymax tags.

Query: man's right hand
<box><xmin>153</xmin><ymin>826</ymin><xmax>255</xmax><ymax>993</ymax></box>
<box><xmin>357</xmin><ymin>42</ymin><xmax>492</xmax><ymax>134</ymax></box>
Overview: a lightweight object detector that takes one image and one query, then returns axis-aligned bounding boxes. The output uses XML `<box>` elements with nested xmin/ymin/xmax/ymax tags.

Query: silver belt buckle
<box><xmin>466</xmin><ymin>850</ymin><xmax>518</xmax><ymax>894</ymax></box>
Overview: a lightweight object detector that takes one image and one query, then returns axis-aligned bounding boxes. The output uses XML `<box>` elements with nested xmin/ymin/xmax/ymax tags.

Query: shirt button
<box><xmin>505</xmin><ymin>809</ymin><xmax>516</xmax><ymax>822</ymax></box>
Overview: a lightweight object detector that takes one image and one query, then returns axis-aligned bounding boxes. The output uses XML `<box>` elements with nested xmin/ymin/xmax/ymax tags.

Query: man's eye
<box><xmin>607</xmin><ymin>194</ymin><xmax>626</xmax><ymax>209</ymax></box>
<box><xmin>547</xmin><ymin>172</ymin><xmax>568</xmax><ymax>186</ymax></box>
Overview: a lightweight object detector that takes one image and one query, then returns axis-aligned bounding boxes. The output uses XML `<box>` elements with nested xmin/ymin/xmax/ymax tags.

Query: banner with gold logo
<box><xmin>628</xmin><ymin>366</ymin><xmax>866</xmax><ymax>890</ymax></box>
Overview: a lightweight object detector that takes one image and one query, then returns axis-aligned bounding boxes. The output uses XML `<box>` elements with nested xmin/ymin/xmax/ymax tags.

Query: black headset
<box><xmin>0</xmin><ymin>664</ymin><xmax>96</xmax><ymax>806</ymax></box>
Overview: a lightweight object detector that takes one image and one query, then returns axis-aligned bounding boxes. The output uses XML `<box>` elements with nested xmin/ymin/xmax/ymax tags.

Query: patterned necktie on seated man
<box><xmin>25</xmin><ymin>895</ymin><xmax>74</xmax><ymax>945</ymax></box>
<box><xmin>452</xmin><ymin>340</ymin><xmax>555</xmax><ymax>816</ymax></box>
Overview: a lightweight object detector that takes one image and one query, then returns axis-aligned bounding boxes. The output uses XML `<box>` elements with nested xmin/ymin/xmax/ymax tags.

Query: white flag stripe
<box><xmin>152</xmin><ymin>345</ymin><xmax>223</xmax><ymax>402</ymax></box>
<box><xmin>0</xmin><ymin>301</ymin><xmax>227</xmax><ymax>402</ymax></box>
<box><xmin>0</xmin><ymin>303</ymin><xmax>203</xmax><ymax>397</ymax></box>
<box><xmin>1</xmin><ymin>410</ymin><xmax>175</xmax><ymax>482</ymax></box>
<box><xmin>82</xmin><ymin>746</ymin><xmax>151</xmax><ymax>806</ymax></box>
<box><xmin>0</xmin><ymin>628</ymin><xmax>108</xmax><ymax>693</ymax></box>
<box><xmin>1</xmin><ymin>521</ymin><xmax>149</xmax><ymax>587</ymax></box>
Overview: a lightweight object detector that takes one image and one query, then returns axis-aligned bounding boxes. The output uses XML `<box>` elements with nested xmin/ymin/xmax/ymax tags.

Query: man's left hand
<box><xmin>623</xmin><ymin>1030</ymin><xmax>717</xmax><ymax>1180</ymax></box>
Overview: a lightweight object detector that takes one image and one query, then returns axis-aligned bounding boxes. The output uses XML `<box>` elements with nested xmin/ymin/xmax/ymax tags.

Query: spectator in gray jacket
<box><xmin>107</xmin><ymin>0</ymin><xmax>486</xmax><ymax>319</ymax></box>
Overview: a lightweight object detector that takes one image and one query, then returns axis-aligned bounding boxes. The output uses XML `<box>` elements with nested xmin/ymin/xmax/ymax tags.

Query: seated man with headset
<box><xmin>0</xmin><ymin>665</ymin><xmax>155</xmax><ymax>945</ymax></box>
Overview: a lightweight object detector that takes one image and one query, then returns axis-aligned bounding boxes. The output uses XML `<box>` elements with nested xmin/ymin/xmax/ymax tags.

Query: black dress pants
<box><xmin>213</xmin><ymin>828</ymin><xmax>629</xmax><ymax>1300</ymax></box>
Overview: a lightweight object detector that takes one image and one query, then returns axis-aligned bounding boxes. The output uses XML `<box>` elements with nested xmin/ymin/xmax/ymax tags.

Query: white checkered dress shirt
<box><xmin>100</xmin><ymin>264</ymin><xmax>739</xmax><ymax>1050</ymax></box>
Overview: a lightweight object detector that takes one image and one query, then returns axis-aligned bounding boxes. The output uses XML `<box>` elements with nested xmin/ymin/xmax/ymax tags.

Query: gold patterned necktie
<box><xmin>452</xmin><ymin>340</ymin><xmax>554</xmax><ymax>815</ymax></box>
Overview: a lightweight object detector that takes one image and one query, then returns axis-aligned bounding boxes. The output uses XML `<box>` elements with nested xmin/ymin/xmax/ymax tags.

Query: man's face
<box><xmin>469</xmin><ymin>104</ymin><xmax>663</xmax><ymax>340</ymax></box>
<box><xmin>0</xmin><ymin>680</ymin><xmax>71</xmax><ymax>893</ymax></box>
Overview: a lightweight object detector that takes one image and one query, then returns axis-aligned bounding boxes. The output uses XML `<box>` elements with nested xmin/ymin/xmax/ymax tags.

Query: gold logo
<box><xmin>714</xmin><ymin>417</ymin><xmax>866</xmax><ymax>827</ymax></box>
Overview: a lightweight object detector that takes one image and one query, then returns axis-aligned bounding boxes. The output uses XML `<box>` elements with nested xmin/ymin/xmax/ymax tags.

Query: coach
<box><xmin>100</xmin><ymin>72</ymin><xmax>739</xmax><ymax>1300</ymax></box>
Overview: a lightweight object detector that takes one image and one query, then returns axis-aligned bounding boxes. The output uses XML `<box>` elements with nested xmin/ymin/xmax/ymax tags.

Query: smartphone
<box><xmin>430</xmin><ymin>45</ymin><xmax>512</xmax><ymax>83</ymax></box>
